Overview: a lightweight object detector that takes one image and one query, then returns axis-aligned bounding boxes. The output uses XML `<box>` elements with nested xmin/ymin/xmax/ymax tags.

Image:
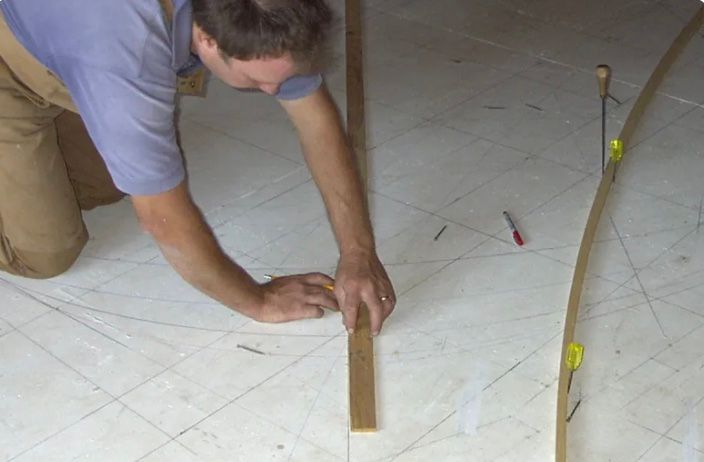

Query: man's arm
<box><xmin>131</xmin><ymin>181</ymin><xmax>338</xmax><ymax>322</ymax></box>
<box><xmin>279</xmin><ymin>84</ymin><xmax>395</xmax><ymax>335</ymax></box>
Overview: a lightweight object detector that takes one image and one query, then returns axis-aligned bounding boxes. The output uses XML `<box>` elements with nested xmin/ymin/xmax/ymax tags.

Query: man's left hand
<box><xmin>334</xmin><ymin>250</ymin><xmax>395</xmax><ymax>336</ymax></box>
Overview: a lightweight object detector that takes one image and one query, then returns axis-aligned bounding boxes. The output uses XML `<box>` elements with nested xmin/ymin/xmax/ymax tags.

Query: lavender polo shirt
<box><xmin>0</xmin><ymin>0</ymin><xmax>322</xmax><ymax>195</ymax></box>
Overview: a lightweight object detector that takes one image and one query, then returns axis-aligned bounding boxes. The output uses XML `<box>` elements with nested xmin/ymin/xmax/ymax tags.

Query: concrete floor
<box><xmin>1</xmin><ymin>0</ymin><xmax>704</xmax><ymax>460</ymax></box>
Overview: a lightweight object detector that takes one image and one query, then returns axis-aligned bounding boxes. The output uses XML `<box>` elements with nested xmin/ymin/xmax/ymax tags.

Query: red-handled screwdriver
<box><xmin>502</xmin><ymin>211</ymin><xmax>524</xmax><ymax>246</ymax></box>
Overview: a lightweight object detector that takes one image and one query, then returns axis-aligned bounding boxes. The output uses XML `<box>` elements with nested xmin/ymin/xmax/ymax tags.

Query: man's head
<box><xmin>191</xmin><ymin>0</ymin><xmax>334</xmax><ymax>95</ymax></box>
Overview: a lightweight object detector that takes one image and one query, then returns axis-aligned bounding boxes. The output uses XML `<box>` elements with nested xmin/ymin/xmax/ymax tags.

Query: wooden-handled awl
<box><xmin>596</xmin><ymin>65</ymin><xmax>611</xmax><ymax>174</ymax></box>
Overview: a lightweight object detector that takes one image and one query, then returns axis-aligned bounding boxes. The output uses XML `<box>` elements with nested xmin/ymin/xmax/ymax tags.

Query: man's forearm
<box><xmin>132</xmin><ymin>183</ymin><xmax>263</xmax><ymax>319</ymax></box>
<box><xmin>281</xmin><ymin>86</ymin><xmax>375</xmax><ymax>255</ymax></box>
<box><xmin>156</xmin><ymin>219</ymin><xmax>263</xmax><ymax>317</ymax></box>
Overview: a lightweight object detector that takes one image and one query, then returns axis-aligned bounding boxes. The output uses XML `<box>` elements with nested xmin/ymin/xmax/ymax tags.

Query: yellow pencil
<box><xmin>264</xmin><ymin>274</ymin><xmax>335</xmax><ymax>291</ymax></box>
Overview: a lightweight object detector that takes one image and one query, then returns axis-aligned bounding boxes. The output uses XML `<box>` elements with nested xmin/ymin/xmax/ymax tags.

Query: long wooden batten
<box><xmin>345</xmin><ymin>0</ymin><xmax>377</xmax><ymax>432</ymax></box>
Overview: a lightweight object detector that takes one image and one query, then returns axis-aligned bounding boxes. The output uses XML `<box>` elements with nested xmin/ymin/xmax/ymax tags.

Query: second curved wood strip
<box><xmin>554</xmin><ymin>7</ymin><xmax>704</xmax><ymax>461</ymax></box>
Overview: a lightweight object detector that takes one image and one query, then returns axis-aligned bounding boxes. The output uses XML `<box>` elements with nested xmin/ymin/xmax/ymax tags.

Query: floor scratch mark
<box><xmin>608</xmin><ymin>216</ymin><xmax>667</xmax><ymax>338</ymax></box>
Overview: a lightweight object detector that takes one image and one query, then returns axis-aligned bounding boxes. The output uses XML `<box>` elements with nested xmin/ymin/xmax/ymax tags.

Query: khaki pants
<box><xmin>0</xmin><ymin>11</ymin><xmax>124</xmax><ymax>279</ymax></box>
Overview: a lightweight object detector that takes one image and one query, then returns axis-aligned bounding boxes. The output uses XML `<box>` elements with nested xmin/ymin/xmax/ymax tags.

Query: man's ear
<box><xmin>192</xmin><ymin>24</ymin><xmax>218</xmax><ymax>53</ymax></box>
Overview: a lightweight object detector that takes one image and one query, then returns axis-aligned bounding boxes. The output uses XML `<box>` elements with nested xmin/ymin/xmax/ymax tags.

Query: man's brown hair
<box><xmin>192</xmin><ymin>0</ymin><xmax>334</xmax><ymax>70</ymax></box>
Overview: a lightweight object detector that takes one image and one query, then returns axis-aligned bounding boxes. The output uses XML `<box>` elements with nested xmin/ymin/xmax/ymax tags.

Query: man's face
<box><xmin>192</xmin><ymin>25</ymin><xmax>298</xmax><ymax>95</ymax></box>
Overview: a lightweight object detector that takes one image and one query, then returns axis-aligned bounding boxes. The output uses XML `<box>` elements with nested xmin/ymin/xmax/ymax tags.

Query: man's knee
<box><xmin>1</xmin><ymin>236</ymin><xmax>86</xmax><ymax>279</ymax></box>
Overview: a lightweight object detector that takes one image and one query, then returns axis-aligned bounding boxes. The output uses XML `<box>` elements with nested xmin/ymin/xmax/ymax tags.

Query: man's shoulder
<box><xmin>4</xmin><ymin>1</ymin><xmax>173</xmax><ymax>79</ymax></box>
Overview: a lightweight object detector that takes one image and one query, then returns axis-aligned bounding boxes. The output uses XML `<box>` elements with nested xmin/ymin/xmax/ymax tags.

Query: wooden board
<box><xmin>158</xmin><ymin>0</ymin><xmax>208</xmax><ymax>98</ymax></box>
<box><xmin>348</xmin><ymin>303</ymin><xmax>377</xmax><ymax>432</ymax></box>
<box><xmin>345</xmin><ymin>0</ymin><xmax>367</xmax><ymax>189</ymax></box>
<box><xmin>554</xmin><ymin>7</ymin><xmax>704</xmax><ymax>461</ymax></box>
<box><xmin>345</xmin><ymin>0</ymin><xmax>377</xmax><ymax>433</ymax></box>
<box><xmin>177</xmin><ymin>69</ymin><xmax>209</xmax><ymax>97</ymax></box>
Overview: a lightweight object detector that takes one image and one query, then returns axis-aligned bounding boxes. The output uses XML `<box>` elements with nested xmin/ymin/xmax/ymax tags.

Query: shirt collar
<box><xmin>171</xmin><ymin>0</ymin><xmax>196</xmax><ymax>74</ymax></box>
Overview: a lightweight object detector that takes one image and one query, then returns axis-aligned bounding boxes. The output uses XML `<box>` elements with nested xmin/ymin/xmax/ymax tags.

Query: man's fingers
<box><xmin>341</xmin><ymin>296</ymin><xmax>360</xmax><ymax>333</ymax></box>
<box><xmin>381</xmin><ymin>290</ymin><xmax>396</xmax><ymax>319</ymax></box>
<box><xmin>382</xmin><ymin>300</ymin><xmax>395</xmax><ymax>319</ymax></box>
<box><xmin>298</xmin><ymin>306</ymin><xmax>325</xmax><ymax>320</ymax></box>
<box><xmin>365</xmin><ymin>296</ymin><xmax>385</xmax><ymax>336</ymax></box>
<box><xmin>305</xmin><ymin>289</ymin><xmax>339</xmax><ymax>311</ymax></box>
<box><xmin>302</xmin><ymin>272</ymin><xmax>336</xmax><ymax>287</ymax></box>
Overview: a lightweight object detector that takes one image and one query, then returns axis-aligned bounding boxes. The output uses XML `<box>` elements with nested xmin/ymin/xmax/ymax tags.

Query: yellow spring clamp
<box><xmin>566</xmin><ymin>342</ymin><xmax>584</xmax><ymax>370</ymax></box>
<box><xmin>610</xmin><ymin>139</ymin><xmax>623</xmax><ymax>163</ymax></box>
<box><xmin>566</xmin><ymin>342</ymin><xmax>584</xmax><ymax>394</ymax></box>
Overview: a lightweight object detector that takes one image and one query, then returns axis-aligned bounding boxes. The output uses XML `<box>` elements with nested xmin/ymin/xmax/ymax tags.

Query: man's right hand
<box><xmin>255</xmin><ymin>273</ymin><xmax>339</xmax><ymax>323</ymax></box>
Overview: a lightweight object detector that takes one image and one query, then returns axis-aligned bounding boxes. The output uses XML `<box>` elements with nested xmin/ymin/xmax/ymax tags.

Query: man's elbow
<box><xmin>137</xmin><ymin>211</ymin><xmax>172</xmax><ymax>242</ymax></box>
<box><xmin>130</xmin><ymin>181</ymin><xmax>193</xmax><ymax>244</ymax></box>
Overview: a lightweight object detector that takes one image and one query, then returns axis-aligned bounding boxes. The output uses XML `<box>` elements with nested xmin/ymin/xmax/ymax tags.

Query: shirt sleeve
<box><xmin>275</xmin><ymin>74</ymin><xmax>323</xmax><ymax>100</ymax></box>
<box><xmin>56</xmin><ymin>61</ymin><xmax>185</xmax><ymax>196</ymax></box>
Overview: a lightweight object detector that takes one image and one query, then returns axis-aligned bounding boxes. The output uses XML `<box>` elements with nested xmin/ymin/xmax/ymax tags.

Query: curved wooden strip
<box><xmin>345</xmin><ymin>0</ymin><xmax>377</xmax><ymax>432</ymax></box>
<box><xmin>555</xmin><ymin>8</ymin><xmax>704</xmax><ymax>461</ymax></box>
